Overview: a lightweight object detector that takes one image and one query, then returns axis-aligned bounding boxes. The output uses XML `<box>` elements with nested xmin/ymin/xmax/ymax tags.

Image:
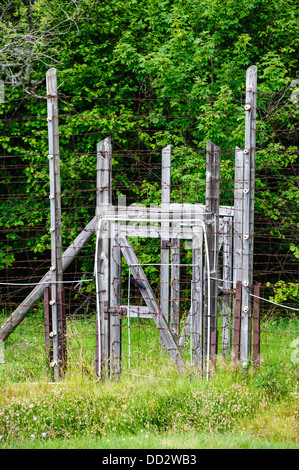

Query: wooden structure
<box><xmin>0</xmin><ymin>66</ymin><xmax>258</xmax><ymax>380</ymax></box>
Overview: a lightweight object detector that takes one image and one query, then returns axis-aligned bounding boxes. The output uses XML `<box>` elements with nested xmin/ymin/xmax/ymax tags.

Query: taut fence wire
<box><xmin>0</xmin><ymin>66</ymin><xmax>298</xmax><ymax>382</ymax></box>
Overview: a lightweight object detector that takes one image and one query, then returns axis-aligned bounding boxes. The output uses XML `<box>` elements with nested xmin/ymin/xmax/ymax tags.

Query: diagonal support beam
<box><xmin>116</xmin><ymin>235</ymin><xmax>185</xmax><ymax>370</ymax></box>
<box><xmin>0</xmin><ymin>216</ymin><xmax>97</xmax><ymax>342</ymax></box>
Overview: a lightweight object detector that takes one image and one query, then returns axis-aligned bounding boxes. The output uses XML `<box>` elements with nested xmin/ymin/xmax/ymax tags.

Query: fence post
<box><xmin>204</xmin><ymin>141</ymin><xmax>220</xmax><ymax>360</ymax></box>
<box><xmin>233</xmin><ymin>281</ymin><xmax>242</xmax><ymax>361</ymax></box>
<box><xmin>95</xmin><ymin>137</ymin><xmax>112</xmax><ymax>379</ymax></box>
<box><xmin>46</xmin><ymin>68</ymin><xmax>66</xmax><ymax>379</ymax></box>
<box><xmin>252</xmin><ymin>282</ymin><xmax>261</xmax><ymax>365</ymax></box>
<box><xmin>161</xmin><ymin>145</ymin><xmax>171</xmax><ymax>328</ymax></box>
<box><xmin>43</xmin><ymin>286</ymin><xmax>52</xmax><ymax>367</ymax></box>
<box><xmin>222</xmin><ymin>218</ymin><xmax>233</xmax><ymax>356</ymax></box>
<box><xmin>240</xmin><ymin>66</ymin><xmax>257</xmax><ymax>364</ymax></box>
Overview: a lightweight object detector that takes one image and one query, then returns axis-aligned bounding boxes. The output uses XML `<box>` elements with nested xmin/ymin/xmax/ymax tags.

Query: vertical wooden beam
<box><xmin>233</xmin><ymin>147</ymin><xmax>244</xmax><ymax>289</ymax></box>
<box><xmin>191</xmin><ymin>232</ymin><xmax>203</xmax><ymax>366</ymax></box>
<box><xmin>204</xmin><ymin>141</ymin><xmax>220</xmax><ymax>360</ymax></box>
<box><xmin>222</xmin><ymin>218</ymin><xmax>232</xmax><ymax>356</ymax></box>
<box><xmin>46</xmin><ymin>68</ymin><xmax>66</xmax><ymax>379</ymax></box>
<box><xmin>43</xmin><ymin>286</ymin><xmax>52</xmax><ymax>366</ymax></box>
<box><xmin>170</xmin><ymin>238</ymin><xmax>180</xmax><ymax>341</ymax></box>
<box><xmin>110</xmin><ymin>222</ymin><xmax>122</xmax><ymax>379</ymax></box>
<box><xmin>233</xmin><ymin>281</ymin><xmax>242</xmax><ymax>361</ymax></box>
<box><xmin>160</xmin><ymin>145</ymin><xmax>171</xmax><ymax>326</ymax></box>
<box><xmin>241</xmin><ymin>66</ymin><xmax>257</xmax><ymax>363</ymax></box>
<box><xmin>252</xmin><ymin>283</ymin><xmax>261</xmax><ymax>365</ymax></box>
<box><xmin>95</xmin><ymin>137</ymin><xmax>112</xmax><ymax>379</ymax></box>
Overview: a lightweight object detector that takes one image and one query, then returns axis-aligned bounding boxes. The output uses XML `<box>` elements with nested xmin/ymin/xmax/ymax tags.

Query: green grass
<box><xmin>0</xmin><ymin>311</ymin><xmax>298</xmax><ymax>449</ymax></box>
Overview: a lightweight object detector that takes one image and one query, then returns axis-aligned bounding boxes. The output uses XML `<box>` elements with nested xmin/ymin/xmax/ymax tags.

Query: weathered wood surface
<box><xmin>221</xmin><ymin>217</ymin><xmax>233</xmax><ymax>355</ymax></box>
<box><xmin>95</xmin><ymin>137</ymin><xmax>112</xmax><ymax>377</ymax></box>
<box><xmin>240</xmin><ymin>65</ymin><xmax>257</xmax><ymax>362</ymax></box>
<box><xmin>160</xmin><ymin>145</ymin><xmax>171</xmax><ymax>325</ymax></box>
<box><xmin>204</xmin><ymin>141</ymin><xmax>220</xmax><ymax>358</ymax></box>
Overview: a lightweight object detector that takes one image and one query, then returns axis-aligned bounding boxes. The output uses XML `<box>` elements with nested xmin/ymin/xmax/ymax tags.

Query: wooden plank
<box><xmin>204</xmin><ymin>141</ymin><xmax>220</xmax><ymax>359</ymax></box>
<box><xmin>117</xmin><ymin>225</ymin><xmax>196</xmax><ymax>239</ymax></box>
<box><xmin>110</xmin><ymin>222</ymin><xmax>122</xmax><ymax>378</ymax></box>
<box><xmin>95</xmin><ymin>137</ymin><xmax>112</xmax><ymax>378</ymax></box>
<box><xmin>249</xmin><ymin>66</ymin><xmax>257</xmax><ymax>288</ymax></box>
<box><xmin>233</xmin><ymin>281</ymin><xmax>242</xmax><ymax>361</ymax></box>
<box><xmin>191</xmin><ymin>233</ymin><xmax>203</xmax><ymax>365</ymax></box>
<box><xmin>121</xmin><ymin>305</ymin><xmax>153</xmax><ymax>318</ymax></box>
<box><xmin>170</xmin><ymin>237</ymin><xmax>180</xmax><ymax>341</ymax></box>
<box><xmin>222</xmin><ymin>218</ymin><xmax>233</xmax><ymax>356</ymax></box>
<box><xmin>47</xmin><ymin>68</ymin><xmax>63</xmax><ymax>379</ymax></box>
<box><xmin>116</xmin><ymin>235</ymin><xmax>184</xmax><ymax>370</ymax></box>
<box><xmin>107</xmin><ymin>203</ymin><xmax>230</xmax><ymax>222</ymax></box>
<box><xmin>252</xmin><ymin>283</ymin><xmax>261</xmax><ymax>365</ymax></box>
<box><xmin>0</xmin><ymin>216</ymin><xmax>97</xmax><ymax>342</ymax></box>
<box><xmin>233</xmin><ymin>147</ymin><xmax>244</xmax><ymax>288</ymax></box>
<box><xmin>240</xmin><ymin>66</ymin><xmax>257</xmax><ymax>362</ymax></box>
<box><xmin>43</xmin><ymin>286</ymin><xmax>52</xmax><ymax>365</ymax></box>
<box><xmin>160</xmin><ymin>145</ymin><xmax>171</xmax><ymax>325</ymax></box>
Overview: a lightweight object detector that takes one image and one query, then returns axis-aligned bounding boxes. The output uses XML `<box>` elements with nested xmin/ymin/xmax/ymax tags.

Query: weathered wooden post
<box><xmin>233</xmin><ymin>281</ymin><xmax>242</xmax><ymax>361</ymax></box>
<box><xmin>241</xmin><ymin>66</ymin><xmax>257</xmax><ymax>363</ymax></box>
<box><xmin>204</xmin><ymin>141</ymin><xmax>220</xmax><ymax>360</ymax></box>
<box><xmin>43</xmin><ymin>286</ymin><xmax>52</xmax><ymax>367</ymax></box>
<box><xmin>161</xmin><ymin>145</ymin><xmax>171</xmax><ymax>327</ymax></box>
<box><xmin>252</xmin><ymin>282</ymin><xmax>261</xmax><ymax>365</ymax></box>
<box><xmin>191</xmin><ymin>230</ymin><xmax>203</xmax><ymax>365</ymax></box>
<box><xmin>221</xmin><ymin>217</ymin><xmax>233</xmax><ymax>356</ymax></box>
<box><xmin>95</xmin><ymin>137</ymin><xmax>112</xmax><ymax>379</ymax></box>
<box><xmin>233</xmin><ymin>147</ymin><xmax>244</xmax><ymax>289</ymax></box>
<box><xmin>46</xmin><ymin>68</ymin><xmax>66</xmax><ymax>379</ymax></box>
<box><xmin>110</xmin><ymin>220</ymin><xmax>122</xmax><ymax>379</ymax></box>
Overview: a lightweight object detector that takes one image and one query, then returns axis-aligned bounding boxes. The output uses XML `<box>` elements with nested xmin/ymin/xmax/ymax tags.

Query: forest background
<box><xmin>0</xmin><ymin>0</ymin><xmax>298</xmax><ymax>306</ymax></box>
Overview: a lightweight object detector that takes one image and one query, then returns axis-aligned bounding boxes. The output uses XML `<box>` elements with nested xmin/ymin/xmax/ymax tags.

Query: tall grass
<box><xmin>0</xmin><ymin>311</ymin><xmax>298</xmax><ymax>448</ymax></box>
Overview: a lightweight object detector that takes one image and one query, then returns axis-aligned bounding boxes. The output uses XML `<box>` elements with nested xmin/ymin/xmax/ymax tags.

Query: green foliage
<box><xmin>0</xmin><ymin>0</ymin><xmax>298</xmax><ymax>283</ymax></box>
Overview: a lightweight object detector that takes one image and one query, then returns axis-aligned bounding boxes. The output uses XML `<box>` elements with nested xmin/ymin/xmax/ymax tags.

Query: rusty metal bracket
<box><xmin>161</xmin><ymin>240</ymin><xmax>175</xmax><ymax>249</ymax></box>
<box><xmin>104</xmin><ymin>301</ymin><xmax>127</xmax><ymax>319</ymax></box>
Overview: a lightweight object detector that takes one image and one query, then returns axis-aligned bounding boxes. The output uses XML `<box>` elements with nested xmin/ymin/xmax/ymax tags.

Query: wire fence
<box><xmin>0</xmin><ymin>70</ymin><xmax>298</xmax><ymax>382</ymax></box>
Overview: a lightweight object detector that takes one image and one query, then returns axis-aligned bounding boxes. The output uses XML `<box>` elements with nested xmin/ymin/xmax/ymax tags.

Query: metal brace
<box><xmin>104</xmin><ymin>302</ymin><xmax>127</xmax><ymax>320</ymax></box>
<box><xmin>161</xmin><ymin>240</ymin><xmax>175</xmax><ymax>249</ymax></box>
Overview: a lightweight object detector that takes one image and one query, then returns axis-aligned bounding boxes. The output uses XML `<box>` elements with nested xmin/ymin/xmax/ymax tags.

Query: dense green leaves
<box><xmin>0</xmin><ymin>0</ymin><xmax>298</xmax><ymax>301</ymax></box>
